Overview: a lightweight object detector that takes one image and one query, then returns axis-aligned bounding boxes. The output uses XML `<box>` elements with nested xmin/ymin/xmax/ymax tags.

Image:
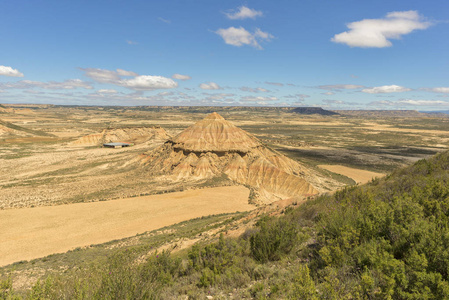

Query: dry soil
<box><xmin>0</xmin><ymin>186</ymin><xmax>253</xmax><ymax>267</ymax></box>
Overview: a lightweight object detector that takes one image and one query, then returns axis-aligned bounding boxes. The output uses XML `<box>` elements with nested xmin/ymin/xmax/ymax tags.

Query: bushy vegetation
<box><xmin>4</xmin><ymin>151</ymin><xmax>449</xmax><ymax>299</ymax></box>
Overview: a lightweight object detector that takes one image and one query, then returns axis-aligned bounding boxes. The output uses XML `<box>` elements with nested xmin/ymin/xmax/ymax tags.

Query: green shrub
<box><xmin>250</xmin><ymin>215</ymin><xmax>300</xmax><ymax>262</ymax></box>
<box><xmin>290</xmin><ymin>265</ymin><xmax>318</xmax><ymax>300</ymax></box>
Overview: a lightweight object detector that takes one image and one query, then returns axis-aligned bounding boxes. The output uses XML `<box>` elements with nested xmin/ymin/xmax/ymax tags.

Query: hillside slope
<box><xmin>4</xmin><ymin>151</ymin><xmax>449</xmax><ymax>298</ymax></box>
<box><xmin>141</xmin><ymin>112</ymin><xmax>323</xmax><ymax>203</ymax></box>
<box><xmin>70</xmin><ymin>126</ymin><xmax>169</xmax><ymax>146</ymax></box>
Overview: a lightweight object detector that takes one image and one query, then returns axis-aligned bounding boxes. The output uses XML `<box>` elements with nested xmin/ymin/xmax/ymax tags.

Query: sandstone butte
<box><xmin>70</xmin><ymin>126</ymin><xmax>169</xmax><ymax>146</ymax></box>
<box><xmin>141</xmin><ymin>112</ymin><xmax>320</xmax><ymax>204</ymax></box>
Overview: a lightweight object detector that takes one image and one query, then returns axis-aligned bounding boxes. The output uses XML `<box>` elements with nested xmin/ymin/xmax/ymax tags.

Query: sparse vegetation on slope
<box><xmin>4</xmin><ymin>151</ymin><xmax>449</xmax><ymax>299</ymax></box>
<box><xmin>0</xmin><ymin>120</ymin><xmax>53</xmax><ymax>137</ymax></box>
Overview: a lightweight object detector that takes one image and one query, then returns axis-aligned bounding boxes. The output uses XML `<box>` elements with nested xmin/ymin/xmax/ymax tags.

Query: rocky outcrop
<box><xmin>142</xmin><ymin>112</ymin><xmax>319</xmax><ymax>204</ymax></box>
<box><xmin>71</xmin><ymin>127</ymin><xmax>169</xmax><ymax>146</ymax></box>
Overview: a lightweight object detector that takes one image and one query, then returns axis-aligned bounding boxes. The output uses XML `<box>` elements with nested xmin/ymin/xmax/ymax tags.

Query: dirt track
<box><xmin>318</xmin><ymin>165</ymin><xmax>385</xmax><ymax>184</ymax></box>
<box><xmin>0</xmin><ymin>186</ymin><xmax>253</xmax><ymax>267</ymax></box>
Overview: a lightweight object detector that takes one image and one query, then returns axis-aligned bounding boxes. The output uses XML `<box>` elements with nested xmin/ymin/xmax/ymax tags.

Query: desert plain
<box><xmin>1</xmin><ymin>104</ymin><xmax>448</xmax><ymax>290</ymax></box>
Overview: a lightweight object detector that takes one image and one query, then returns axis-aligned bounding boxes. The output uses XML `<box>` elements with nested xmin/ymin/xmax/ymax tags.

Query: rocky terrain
<box><xmin>70</xmin><ymin>126</ymin><xmax>169</xmax><ymax>146</ymax></box>
<box><xmin>141</xmin><ymin>112</ymin><xmax>338</xmax><ymax>204</ymax></box>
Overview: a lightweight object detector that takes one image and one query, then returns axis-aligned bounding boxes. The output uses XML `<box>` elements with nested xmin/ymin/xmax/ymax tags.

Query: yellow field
<box><xmin>0</xmin><ymin>186</ymin><xmax>253</xmax><ymax>266</ymax></box>
<box><xmin>318</xmin><ymin>165</ymin><xmax>385</xmax><ymax>184</ymax></box>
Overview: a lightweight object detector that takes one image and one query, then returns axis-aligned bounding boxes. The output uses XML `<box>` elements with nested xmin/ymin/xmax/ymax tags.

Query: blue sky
<box><xmin>0</xmin><ymin>0</ymin><xmax>448</xmax><ymax>110</ymax></box>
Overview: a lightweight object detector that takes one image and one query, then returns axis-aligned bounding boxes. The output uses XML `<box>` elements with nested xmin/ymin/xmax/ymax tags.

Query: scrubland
<box><xmin>1</xmin><ymin>105</ymin><xmax>448</xmax><ymax>298</ymax></box>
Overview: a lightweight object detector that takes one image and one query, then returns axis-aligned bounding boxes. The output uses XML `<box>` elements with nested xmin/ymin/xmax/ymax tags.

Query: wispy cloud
<box><xmin>239</xmin><ymin>86</ymin><xmax>270</xmax><ymax>93</ymax></box>
<box><xmin>172</xmin><ymin>74</ymin><xmax>191</xmax><ymax>81</ymax></box>
<box><xmin>215</xmin><ymin>27</ymin><xmax>273</xmax><ymax>49</ymax></box>
<box><xmin>332</xmin><ymin>10</ymin><xmax>432</xmax><ymax>48</ymax></box>
<box><xmin>398</xmin><ymin>99</ymin><xmax>449</xmax><ymax>106</ymax></box>
<box><xmin>80</xmin><ymin>68</ymin><xmax>137</xmax><ymax>84</ymax></box>
<box><xmin>202</xmin><ymin>93</ymin><xmax>235</xmax><ymax>101</ymax></box>
<box><xmin>284</xmin><ymin>94</ymin><xmax>310</xmax><ymax>101</ymax></box>
<box><xmin>80</xmin><ymin>68</ymin><xmax>177</xmax><ymax>90</ymax></box>
<box><xmin>0</xmin><ymin>79</ymin><xmax>93</xmax><ymax>90</ymax></box>
<box><xmin>0</xmin><ymin>65</ymin><xmax>24</xmax><ymax>77</ymax></box>
<box><xmin>422</xmin><ymin>87</ymin><xmax>449</xmax><ymax>93</ymax></box>
<box><xmin>158</xmin><ymin>17</ymin><xmax>171</xmax><ymax>24</ymax></box>
<box><xmin>126</xmin><ymin>40</ymin><xmax>138</xmax><ymax>45</ymax></box>
<box><xmin>318</xmin><ymin>84</ymin><xmax>364</xmax><ymax>91</ymax></box>
<box><xmin>199</xmin><ymin>82</ymin><xmax>222</xmax><ymax>90</ymax></box>
<box><xmin>97</xmin><ymin>89</ymin><xmax>117</xmax><ymax>94</ymax></box>
<box><xmin>362</xmin><ymin>85</ymin><xmax>411</xmax><ymax>94</ymax></box>
<box><xmin>265</xmin><ymin>82</ymin><xmax>284</xmax><ymax>87</ymax></box>
<box><xmin>240</xmin><ymin>96</ymin><xmax>278</xmax><ymax>102</ymax></box>
<box><xmin>224</xmin><ymin>6</ymin><xmax>263</xmax><ymax>20</ymax></box>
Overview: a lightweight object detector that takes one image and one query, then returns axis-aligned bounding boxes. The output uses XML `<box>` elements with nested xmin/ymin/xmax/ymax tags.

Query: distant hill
<box><xmin>336</xmin><ymin>110</ymin><xmax>432</xmax><ymax>118</ymax></box>
<box><xmin>290</xmin><ymin>107</ymin><xmax>339</xmax><ymax>115</ymax></box>
<box><xmin>424</xmin><ymin>110</ymin><xmax>449</xmax><ymax>115</ymax></box>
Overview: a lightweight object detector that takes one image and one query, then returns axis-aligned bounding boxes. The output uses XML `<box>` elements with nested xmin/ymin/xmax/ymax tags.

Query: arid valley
<box><xmin>1</xmin><ymin>104</ymin><xmax>448</xmax><ymax>296</ymax></box>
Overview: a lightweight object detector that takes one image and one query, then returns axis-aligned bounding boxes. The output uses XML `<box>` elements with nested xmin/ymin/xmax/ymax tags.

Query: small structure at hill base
<box><xmin>141</xmin><ymin>112</ymin><xmax>319</xmax><ymax>204</ymax></box>
<box><xmin>103</xmin><ymin>142</ymin><xmax>132</xmax><ymax>148</ymax></box>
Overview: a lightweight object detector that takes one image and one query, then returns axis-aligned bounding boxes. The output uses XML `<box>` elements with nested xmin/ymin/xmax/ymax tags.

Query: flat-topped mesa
<box><xmin>169</xmin><ymin>112</ymin><xmax>260</xmax><ymax>153</ymax></box>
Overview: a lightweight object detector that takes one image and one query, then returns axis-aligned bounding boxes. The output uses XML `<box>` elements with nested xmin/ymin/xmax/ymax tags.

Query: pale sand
<box><xmin>318</xmin><ymin>165</ymin><xmax>385</xmax><ymax>184</ymax></box>
<box><xmin>0</xmin><ymin>186</ymin><xmax>253</xmax><ymax>267</ymax></box>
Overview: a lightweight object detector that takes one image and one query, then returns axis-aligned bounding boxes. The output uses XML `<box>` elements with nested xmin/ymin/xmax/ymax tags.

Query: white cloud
<box><xmin>367</xmin><ymin>99</ymin><xmax>449</xmax><ymax>108</ymax></box>
<box><xmin>397</xmin><ymin>99</ymin><xmax>449</xmax><ymax>106</ymax></box>
<box><xmin>332</xmin><ymin>10</ymin><xmax>431</xmax><ymax>48</ymax></box>
<box><xmin>322</xmin><ymin>92</ymin><xmax>335</xmax><ymax>95</ymax></box>
<box><xmin>284</xmin><ymin>94</ymin><xmax>310</xmax><ymax>101</ymax></box>
<box><xmin>241</xmin><ymin>96</ymin><xmax>277</xmax><ymax>102</ymax></box>
<box><xmin>367</xmin><ymin>100</ymin><xmax>395</xmax><ymax>106</ymax></box>
<box><xmin>126</xmin><ymin>40</ymin><xmax>138</xmax><ymax>45</ymax></box>
<box><xmin>158</xmin><ymin>17</ymin><xmax>171</xmax><ymax>24</ymax></box>
<box><xmin>116</xmin><ymin>69</ymin><xmax>138</xmax><ymax>77</ymax></box>
<box><xmin>215</xmin><ymin>27</ymin><xmax>273</xmax><ymax>49</ymax></box>
<box><xmin>97</xmin><ymin>89</ymin><xmax>117</xmax><ymax>94</ymax></box>
<box><xmin>0</xmin><ymin>79</ymin><xmax>93</xmax><ymax>90</ymax></box>
<box><xmin>239</xmin><ymin>86</ymin><xmax>269</xmax><ymax>93</ymax></box>
<box><xmin>318</xmin><ymin>84</ymin><xmax>364</xmax><ymax>91</ymax></box>
<box><xmin>323</xmin><ymin>100</ymin><xmax>345</xmax><ymax>105</ymax></box>
<box><xmin>0</xmin><ymin>65</ymin><xmax>24</xmax><ymax>77</ymax></box>
<box><xmin>424</xmin><ymin>87</ymin><xmax>449</xmax><ymax>93</ymax></box>
<box><xmin>120</xmin><ymin>75</ymin><xmax>178</xmax><ymax>90</ymax></box>
<box><xmin>199</xmin><ymin>82</ymin><xmax>222</xmax><ymax>90</ymax></box>
<box><xmin>172</xmin><ymin>74</ymin><xmax>192</xmax><ymax>81</ymax></box>
<box><xmin>202</xmin><ymin>93</ymin><xmax>235</xmax><ymax>101</ymax></box>
<box><xmin>80</xmin><ymin>68</ymin><xmax>177</xmax><ymax>91</ymax></box>
<box><xmin>265</xmin><ymin>82</ymin><xmax>284</xmax><ymax>87</ymax></box>
<box><xmin>225</xmin><ymin>6</ymin><xmax>263</xmax><ymax>20</ymax></box>
<box><xmin>362</xmin><ymin>85</ymin><xmax>411</xmax><ymax>94</ymax></box>
<box><xmin>80</xmin><ymin>68</ymin><xmax>124</xmax><ymax>83</ymax></box>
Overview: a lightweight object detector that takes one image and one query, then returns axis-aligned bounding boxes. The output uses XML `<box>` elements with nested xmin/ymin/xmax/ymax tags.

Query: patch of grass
<box><xmin>0</xmin><ymin>120</ymin><xmax>54</xmax><ymax>137</ymax></box>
